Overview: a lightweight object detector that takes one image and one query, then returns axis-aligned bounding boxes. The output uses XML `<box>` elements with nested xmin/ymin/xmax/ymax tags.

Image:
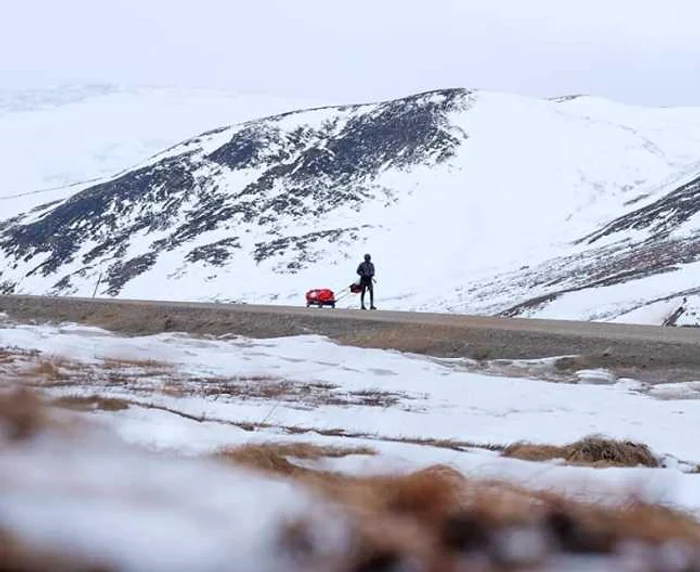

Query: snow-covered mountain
<box><xmin>453</xmin><ymin>164</ymin><xmax>700</xmax><ymax>326</ymax></box>
<box><xmin>0</xmin><ymin>84</ymin><xmax>324</xmax><ymax>216</ymax></box>
<box><xmin>3</xmin><ymin>86</ymin><xmax>700</xmax><ymax>325</ymax></box>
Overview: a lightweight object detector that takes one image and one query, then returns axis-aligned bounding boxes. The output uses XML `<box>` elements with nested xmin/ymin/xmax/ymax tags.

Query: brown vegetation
<box><xmin>253</xmin><ymin>442</ymin><xmax>376</xmax><ymax>459</ymax></box>
<box><xmin>0</xmin><ymin>387</ymin><xmax>47</xmax><ymax>440</ymax></box>
<box><xmin>218</xmin><ymin>443</ymin><xmax>306</xmax><ymax>476</ymax></box>
<box><xmin>3</xmin><ymin>389</ymin><xmax>700</xmax><ymax>570</ymax></box>
<box><xmin>50</xmin><ymin>394</ymin><xmax>131</xmax><ymax>412</ymax></box>
<box><xmin>101</xmin><ymin>357</ymin><xmax>171</xmax><ymax>371</ymax></box>
<box><xmin>0</xmin><ymin>527</ymin><xmax>113</xmax><ymax>572</ymax></box>
<box><xmin>503</xmin><ymin>435</ymin><xmax>659</xmax><ymax>468</ymax></box>
<box><xmin>12</xmin><ymin>355</ymin><xmax>90</xmax><ymax>388</ymax></box>
<box><xmin>194</xmin><ymin>376</ymin><xmax>408</xmax><ymax>409</ymax></box>
<box><xmin>220</xmin><ymin>448</ymin><xmax>700</xmax><ymax>571</ymax></box>
<box><xmin>216</xmin><ymin>442</ymin><xmax>376</xmax><ymax>477</ymax></box>
<box><xmin>390</xmin><ymin>436</ymin><xmax>502</xmax><ymax>452</ymax></box>
<box><xmin>27</xmin><ymin>358</ymin><xmax>71</xmax><ymax>382</ymax></box>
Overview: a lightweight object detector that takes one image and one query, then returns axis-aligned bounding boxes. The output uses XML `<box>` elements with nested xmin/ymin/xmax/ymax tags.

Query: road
<box><xmin>1</xmin><ymin>295</ymin><xmax>699</xmax><ymax>381</ymax></box>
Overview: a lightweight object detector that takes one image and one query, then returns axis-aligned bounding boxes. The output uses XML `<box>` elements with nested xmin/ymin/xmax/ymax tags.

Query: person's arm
<box><xmin>357</xmin><ymin>264</ymin><xmax>363</xmax><ymax>276</ymax></box>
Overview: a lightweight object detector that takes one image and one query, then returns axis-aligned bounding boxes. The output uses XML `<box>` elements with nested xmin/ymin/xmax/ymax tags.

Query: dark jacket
<box><xmin>357</xmin><ymin>261</ymin><xmax>375</xmax><ymax>279</ymax></box>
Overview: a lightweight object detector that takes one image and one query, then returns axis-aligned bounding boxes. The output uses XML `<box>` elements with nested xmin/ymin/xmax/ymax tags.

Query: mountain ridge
<box><xmin>3</xmin><ymin>86</ymin><xmax>700</xmax><ymax>325</ymax></box>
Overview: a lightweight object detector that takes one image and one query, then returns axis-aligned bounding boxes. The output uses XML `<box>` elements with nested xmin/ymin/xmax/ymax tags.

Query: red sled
<box><xmin>305</xmin><ymin>288</ymin><xmax>336</xmax><ymax>308</ymax></box>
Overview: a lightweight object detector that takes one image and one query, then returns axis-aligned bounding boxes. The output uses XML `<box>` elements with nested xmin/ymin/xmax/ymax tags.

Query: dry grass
<box><xmin>223</xmin><ymin>454</ymin><xmax>700</xmax><ymax>570</ymax></box>
<box><xmin>228</xmin><ymin>424</ymin><xmax>503</xmax><ymax>454</ymax></box>
<box><xmin>50</xmin><ymin>395</ymin><xmax>131</xmax><ymax>412</ymax></box>
<box><xmin>260</xmin><ymin>442</ymin><xmax>377</xmax><ymax>459</ymax></box>
<box><xmin>101</xmin><ymin>357</ymin><xmax>173</xmax><ymax>373</ymax></box>
<box><xmin>206</xmin><ymin>377</ymin><xmax>301</xmax><ymax>400</ymax></box>
<box><xmin>11</xmin><ymin>355</ymin><xmax>92</xmax><ymax>389</ymax></box>
<box><xmin>215</xmin><ymin>443</ymin><xmax>700</xmax><ymax>567</ymax></box>
<box><xmin>0</xmin><ymin>527</ymin><xmax>112</xmax><ymax>572</ymax></box>
<box><xmin>215</xmin><ymin>422</ymin><xmax>504</xmax><ymax>453</ymax></box>
<box><xmin>389</xmin><ymin>436</ymin><xmax>503</xmax><ymax>452</ymax></box>
<box><xmin>502</xmin><ymin>443</ymin><xmax>567</xmax><ymax>462</ymax></box>
<box><xmin>3</xmin><ymin>353</ymin><xmax>180</xmax><ymax>400</ymax></box>
<box><xmin>6</xmin><ymin>352</ymin><xmax>409</xmax><ymax>413</ymax></box>
<box><xmin>194</xmin><ymin>377</ymin><xmax>408</xmax><ymax>409</ymax></box>
<box><xmin>4</xmin><ymin>389</ymin><xmax>700</xmax><ymax>570</ymax></box>
<box><xmin>0</xmin><ymin>347</ymin><xmax>40</xmax><ymax>363</ymax></box>
<box><xmin>27</xmin><ymin>358</ymin><xmax>71</xmax><ymax>382</ymax></box>
<box><xmin>212</xmin><ymin>437</ymin><xmax>700</xmax><ymax>568</ymax></box>
<box><xmin>218</xmin><ymin>444</ymin><xmax>305</xmax><ymax>476</ymax></box>
<box><xmin>566</xmin><ymin>436</ymin><xmax>659</xmax><ymax>467</ymax></box>
<box><xmin>503</xmin><ymin>435</ymin><xmax>659</xmax><ymax>468</ymax></box>
<box><xmin>345</xmin><ymin>389</ymin><xmax>403</xmax><ymax>408</ymax></box>
<box><xmin>216</xmin><ymin>442</ymin><xmax>376</xmax><ymax>476</ymax></box>
<box><xmin>159</xmin><ymin>382</ymin><xmax>187</xmax><ymax>397</ymax></box>
<box><xmin>0</xmin><ymin>387</ymin><xmax>47</xmax><ymax>440</ymax></box>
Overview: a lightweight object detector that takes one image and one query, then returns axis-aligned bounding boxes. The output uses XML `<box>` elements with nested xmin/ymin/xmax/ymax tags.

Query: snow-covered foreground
<box><xmin>1</xmin><ymin>423</ymin><xmax>351</xmax><ymax>572</ymax></box>
<box><xmin>2</xmin><ymin>316</ymin><xmax>700</xmax><ymax>507</ymax></box>
<box><xmin>4</xmin><ymin>316</ymin><xmax>700</xmax><ymax>569</ymax></box>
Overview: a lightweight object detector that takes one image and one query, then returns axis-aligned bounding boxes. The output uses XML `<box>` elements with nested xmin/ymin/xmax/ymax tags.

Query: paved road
<box><xmin>1</xmin><ymin>295</ymin><xmax>699</xmax><ymax>381</ymax></box>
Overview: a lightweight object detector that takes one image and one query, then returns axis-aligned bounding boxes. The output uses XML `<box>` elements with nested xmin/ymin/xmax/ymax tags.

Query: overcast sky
<box><xmin>2</xmin><ymin>0</ymin><xmax>700</xmax><ymax>106</ymax></box>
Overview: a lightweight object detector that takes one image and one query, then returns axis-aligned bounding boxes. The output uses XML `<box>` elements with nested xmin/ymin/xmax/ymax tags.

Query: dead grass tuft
<box><xmin>531</xmin><ymin>492</ymin><xmax>700</xmax><ymax>554</ymax></box>
<box><xmin>215</xmin><ymin>442</ymin><xmax>376</xmax><ymax>476</ymax></box>
<box><xmin>503</xmin><ymin>435</ymin><xmax>659</xmax><ymax>468</ymax></box>
<box><xmin>502</xmin><ymin>443</ymin><xmax>572</xmax><ymax>463</ymax></box>
<box><xmin>13</xmin><ymin>355</ymin><xmax>92</xmax><ymax>389</ymax></box>
<box><xmin>0</xmin><ymin>387</ymin><xmax>46</xmax><ymax>440</ymax></box>
<box><xmin>361</xmin><ymin>465</ymin><xmax>466</xmax><ymax>525</ymax></box>
<box><xmin>50</xmin><ymin>395</ymin><xmax>131</xmax><ymax>412</ymax></box>
<box><xmin>567</xmin><ymin>436</ymin><xmax>658</xmax><ymax>468</ymax></box>
<box><xmin>27</xmin><ymin>358</ymin><xmax>70</xmax><ymax>382</ymax></box>
<box><xmin>260</xmin><ymin>442</ymin><xmax>376</xmax><ymax>459</ymax></box>
<box><xmin>288</xmin><ymin>463</ymin><xmax>700</xmax><ymax>569</ymax></box>
<box><xmin>216</xmin><ymin>444</ymin><xmax>313</xmax><ymax>477</ymax></box>
<box><xmin>0</xmin><ymin>527</ymin><xmax>112</xmax><ymax>571</ymax></box>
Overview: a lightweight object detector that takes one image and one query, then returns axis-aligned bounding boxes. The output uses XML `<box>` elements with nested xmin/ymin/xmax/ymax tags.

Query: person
<box><xmin>356</xmin><ymin>253</ymin><xmax>376</xmax><ymax>310</ymax></box>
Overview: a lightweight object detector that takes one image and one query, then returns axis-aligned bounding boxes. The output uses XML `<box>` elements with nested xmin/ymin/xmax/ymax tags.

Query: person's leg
<box><xmin>360</xmin><ymin>282</ymin><xmax>367</xmax><ymax>309</ymax></box>
<box><xmin>369</xmin><ymin>282</ymin><xmax>375</xmax><ymax>309</ymax></box>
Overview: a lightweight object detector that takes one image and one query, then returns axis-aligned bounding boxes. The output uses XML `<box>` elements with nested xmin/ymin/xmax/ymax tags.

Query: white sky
<box><xmin>2</xmin><ymin>0</ymin><xmax>700</xmax><ymax>106</ymax></box>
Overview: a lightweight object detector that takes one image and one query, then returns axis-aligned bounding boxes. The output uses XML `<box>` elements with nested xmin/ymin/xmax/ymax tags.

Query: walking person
<box><xmin>356</xmin><ymin>253</ymin><xmax>376</xmax><ymax>310</ymax></box>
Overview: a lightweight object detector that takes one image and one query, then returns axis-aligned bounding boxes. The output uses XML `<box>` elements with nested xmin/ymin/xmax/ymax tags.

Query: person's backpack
<box><xmin>359</xmin><ymin>261</ymin><xmax>374</xmax><ymax>277</ymax></box>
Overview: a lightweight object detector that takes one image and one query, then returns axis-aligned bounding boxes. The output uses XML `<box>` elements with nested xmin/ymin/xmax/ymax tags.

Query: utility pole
<box><xmin>92</xmin><ymin>270</ymin><xmax>103</xmax><ymax>298</ymax></box>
